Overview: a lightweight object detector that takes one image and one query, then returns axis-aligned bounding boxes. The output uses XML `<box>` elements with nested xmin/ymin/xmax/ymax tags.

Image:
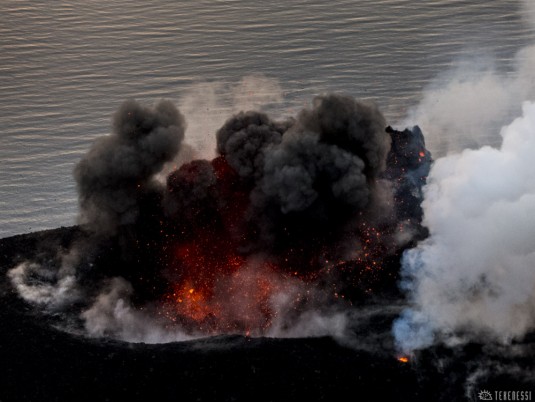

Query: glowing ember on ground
<box><xmin>397</xmin><ymin>356</ymin><xmax>409</xmax><ymax>363</ymax></box>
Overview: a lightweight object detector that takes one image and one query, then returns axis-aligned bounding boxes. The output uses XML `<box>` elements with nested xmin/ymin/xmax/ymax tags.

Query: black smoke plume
<box><xmin>247</xmin><ymin>95</ymin><xmax>392</xmax><ymax>267</ymax></box>
<box><xmin>216</xmin><ymin>110</ymin><xmax>293</xmax><ymax>181</ymax></box>
<box><xmin>74</xmin><ymin>99</ymin><xmax>186</xmax><ymax>235</ymax></box>
<box><xmin>8</xmin><ymin>94</ymin><xmax>432</xmax><ymax>340</ymax></box>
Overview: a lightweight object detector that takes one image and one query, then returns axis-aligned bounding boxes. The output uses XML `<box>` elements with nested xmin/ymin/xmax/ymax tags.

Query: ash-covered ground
<box><xmin>1</xmin><ymin>227</ymin><xmax>533</xmax><ymax>402</ymax></box>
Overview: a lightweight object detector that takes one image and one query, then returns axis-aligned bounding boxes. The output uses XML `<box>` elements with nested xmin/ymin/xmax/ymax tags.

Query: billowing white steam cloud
<box><xmin>401</xmin><ymin>45</ymin><xmax>535</xmax><ymax>155</ymax></box>
<box><xmin>8</xmin><ymin>262</ymin><xmax>79</xmax><ymax>309</ymax></box>
<box><xmin>394</xmin><ymin>101</ymin><xmax>535</xmax><ymax>353</ymax></box>
<box><xmin>81</xmin><ymin>278</ymin><xmax>195</xmax><ymax>343</ymax></box>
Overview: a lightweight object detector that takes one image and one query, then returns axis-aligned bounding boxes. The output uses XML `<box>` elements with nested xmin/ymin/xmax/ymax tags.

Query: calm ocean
<box><xmin>1</xmin><ymin>0</ymin><xmax>534</xmax><ymax>237</ymax></box>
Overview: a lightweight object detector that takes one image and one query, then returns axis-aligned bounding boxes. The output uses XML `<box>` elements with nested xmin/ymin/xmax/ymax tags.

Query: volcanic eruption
<box><xmin>8</xmin><ymin>93</ymin><xmax>431</xmax><ymax>341</ymax></box>
<box><xmin>5</xmin><ymin>89</ymin><xmax>534</xmax><ymax>401</ymax></box>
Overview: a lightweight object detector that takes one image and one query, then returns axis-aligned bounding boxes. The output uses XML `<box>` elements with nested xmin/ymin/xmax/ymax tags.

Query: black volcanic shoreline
<box><xmin>1</xmin><ymin>228</ymin><xmax>533</xmax><ymax>402</ymax></box>
<box><xmin>0</xmin><ymin>227</ymin><xmax>422</xmax><ymax>402</ymax></box>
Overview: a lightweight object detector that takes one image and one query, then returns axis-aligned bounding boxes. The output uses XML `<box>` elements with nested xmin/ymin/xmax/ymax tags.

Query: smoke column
<box><xmin>74</xmin><ymin>99</ymin><xmax>186</xmax><ymax>235</ymax></box>
<box><xmin>394</xmin><ymin>101</ymin><xmax>535</xmax><ymax>353</ymax></box>
<box><xmin>400</xmin><ymin>46</ymin><xmax>535</xmax><ymax>156</ymax></box>
<box><xmin>393</xmin><ymin>4</ymin><xmax>535</xmax><ymax>354</ymax></box>
<box><xmin>7</xmin><ymin>87</ymin><xmax>432</xmax><ymax>343</ymax></box>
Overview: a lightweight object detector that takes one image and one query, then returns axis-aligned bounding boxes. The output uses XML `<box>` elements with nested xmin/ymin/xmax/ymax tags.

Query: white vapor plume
<box><xmin>400</xmin><ymin>45</ymin><xmax>535</xmax><ymax>156</ymax></box>
<box><xmin>81</xmin><ymin>277</ymin><xmax>194</xmax><ymax>343</ymax></box>
<box><xmin>8</xmin><ymin>262</ymin><xmax>79</xmax><ymax>308</ymax></box>
<box><xmin>174</xmin><ymin>74</ymin><xmax>284</xmax><ymax>162</ymax></box>
<box><xmin>8</xmin><ymin>257</ymin><xmax>353</xmax><ymax>344</ymax></box>
<box><xmin>7</xmin><ymin>247</ymin><xmax>83</xmax><ymax>309</ymax></box>
<box><xmin>394</xmin><ymin>101</ymin><xmax>535</xmax><ymax>353</ymax></box>
<box><xmin>81</xmin><ymin>267</ymin><xmax>352</xmax><ymax>343</ymax></box>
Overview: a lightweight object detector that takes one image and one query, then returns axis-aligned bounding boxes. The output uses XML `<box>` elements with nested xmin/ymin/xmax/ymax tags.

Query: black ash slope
<box><xmin>0</xmin><ymin>230</ymin><xmax>416</xmax><ymax>402</ymax></box>
<box><xmin>1</xmin><ymin>229</ymin><xmax>533</xmax><ymax>402</ymax></box>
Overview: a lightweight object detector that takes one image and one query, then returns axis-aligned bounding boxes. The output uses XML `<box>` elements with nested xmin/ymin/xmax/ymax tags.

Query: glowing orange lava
<box><xmin>397</xmin><ymin>356</ymin><xmax>409</xmax><ymax>363</ymax></box>
<box><xmin>165</xmin><ymin>283</ymin><xmax>215</xmax><ymax>322</ymax></box>
<box><xmin>158</xmin><ymin>156</ymin><xmax>398</xmax><ymax>335</ymax></box>
<box><xmin>161</xmin><ymin>225</ymin><xmax>295</xmax><ymax>334</ymax></box>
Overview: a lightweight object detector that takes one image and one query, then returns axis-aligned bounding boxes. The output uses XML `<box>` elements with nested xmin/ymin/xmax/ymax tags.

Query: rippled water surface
<box><xmin>1</xmin><ymin>0</ymin><xmax>534</xmax><ymax>237</ymax></box>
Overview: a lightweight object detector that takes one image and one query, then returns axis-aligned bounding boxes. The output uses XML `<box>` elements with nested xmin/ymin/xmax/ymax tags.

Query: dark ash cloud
<box><xmin>74</xmin><ymin>99</ymin><xmax>186</xmax><ymax>235</ymax></box>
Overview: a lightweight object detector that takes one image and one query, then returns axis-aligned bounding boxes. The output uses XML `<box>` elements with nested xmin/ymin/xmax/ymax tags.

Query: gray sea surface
<box><xmin>1</xmin><ymin>0</ymin><xmax>534</xmax><ymax>237</ymax></box>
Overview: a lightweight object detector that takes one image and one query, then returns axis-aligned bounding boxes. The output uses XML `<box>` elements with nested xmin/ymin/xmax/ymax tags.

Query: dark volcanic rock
<box><xmin>1</xmin><ymin>228</ymin><xmax>533</xmax><ymax>402</ymax></box>
<box><xmin>0</xmin><ymin>228</ymin><xmax>419</xmax><ymax>402</ymax></box>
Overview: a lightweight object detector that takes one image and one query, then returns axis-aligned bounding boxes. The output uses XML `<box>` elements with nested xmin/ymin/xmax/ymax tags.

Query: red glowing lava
<box><xmin>160</xmin><ymin>157</ymin><xmax>302</xmax><ymax>334</ymax></box>
<box><xmin>161</xmin><ymin>250</ymin><xmax>299</xmax><ymax>334</ymax></box>
<box><xmin>159</xmin><ymin>154</ymin><xmax>401</xmax><ymax>335</ymax></box>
